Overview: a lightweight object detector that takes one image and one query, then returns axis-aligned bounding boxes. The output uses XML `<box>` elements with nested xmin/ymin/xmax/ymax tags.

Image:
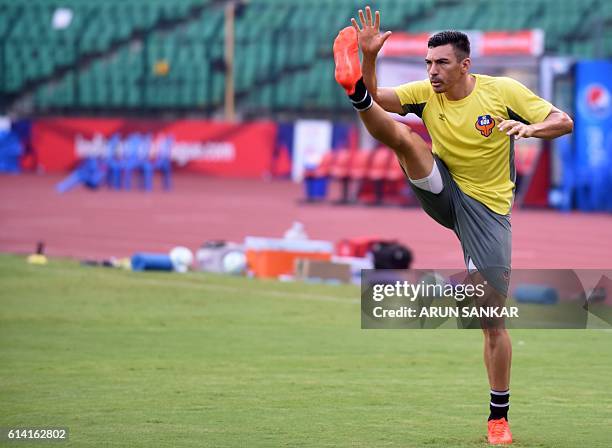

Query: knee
<box><xmin>389</xmin><ymin>124</ymin><xmax>415</xmax><ymax>150</ymax></box>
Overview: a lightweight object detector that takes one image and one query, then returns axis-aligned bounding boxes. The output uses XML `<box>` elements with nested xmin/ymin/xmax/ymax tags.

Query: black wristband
<box><xmin>349</xmin><ymin>78</ymin><xmax>373</xmax><ymax>112</ymax></box>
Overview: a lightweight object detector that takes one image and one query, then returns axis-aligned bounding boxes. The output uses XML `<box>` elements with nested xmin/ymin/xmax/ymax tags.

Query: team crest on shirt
<box><xmin>475</xmin><ymin>114</ymin><xmax>495</xmax><ymax>137</ymax></box>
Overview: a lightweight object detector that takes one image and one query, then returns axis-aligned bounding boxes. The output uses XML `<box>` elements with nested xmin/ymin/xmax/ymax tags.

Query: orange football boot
<box><xmin>333</xmin><ymin>26</ymin><xmax>362</xmax><ymax>95</ymax></box>
<box><xmin>487</xmin><ymin>418</ymin><xmax>513</xmax><ymax>445</ymax></box>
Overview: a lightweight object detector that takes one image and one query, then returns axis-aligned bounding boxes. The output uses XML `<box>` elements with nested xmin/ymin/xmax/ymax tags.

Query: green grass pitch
<box><xmin>1</xmin><ymin>254</ymin><xmax>611</xmax><ymax>447</ymax></box>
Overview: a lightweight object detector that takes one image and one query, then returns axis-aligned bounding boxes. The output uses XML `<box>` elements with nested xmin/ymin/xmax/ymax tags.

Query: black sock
<box><xmin>348</xmin><ymin>78</ymin><xmax>373</xmax><ymax>112</ymax></box>
<box><xmin>488</xmin><ymin>389</ymin><xmax>510</xmax><ymax>421</ymax></box>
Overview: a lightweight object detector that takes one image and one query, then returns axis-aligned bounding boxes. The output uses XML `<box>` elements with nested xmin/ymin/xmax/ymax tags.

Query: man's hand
<box><xmin>494</xmin><ymin>108</ymin><xmax>574</xmax><ymax>141</ymax></box>
<box><xmin>493</xmin><ymin>116</ymin><xmax>534</xmax><ymax>140</ymax></box>
<box><xmin>351</xmin><ymin>6</ymin><xmax>392</xmax><ymax>57</ymax></box>
<box><xmin>350</xmin><ymin>5</ymin><xmax>403</xmax><ymax>114</ymax></box>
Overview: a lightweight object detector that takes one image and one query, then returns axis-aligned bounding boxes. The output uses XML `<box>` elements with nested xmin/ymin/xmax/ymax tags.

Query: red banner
<box><xmin>380</xmin><ymin>32</ymin><xmax>431</xmax><ymax>57</ymax></box>
<box><xmin>32</xmin><ymin>118</ymin><xmax>277</xmax><ymax>177</ymax></box>
<box><xmin>381</xmin><ymin>30</ymin><xmax>544</xmax><ymax>57</ymax></box>
<box><xmin>479</xmin><ymin>31</ymin><xmax>544</xmax><ymax>57</ymax></box>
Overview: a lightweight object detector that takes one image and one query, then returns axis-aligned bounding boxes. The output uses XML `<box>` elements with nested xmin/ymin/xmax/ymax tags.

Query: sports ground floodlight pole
<box><xmin>224</xmin><ymin>1</ymin><xmax>236</xmax><ymax>122</ymax></box>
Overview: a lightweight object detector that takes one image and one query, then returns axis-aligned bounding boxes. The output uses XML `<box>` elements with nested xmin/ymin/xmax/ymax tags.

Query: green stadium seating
<box><xmin>0</xmin><ymin>0</ymin><xmax>202</xmax><ymax>103</ymax></box>
<box><xmin>0</xmin><ymin>0</ymin><xmax>610</xmax><ymax>113</ymax></box>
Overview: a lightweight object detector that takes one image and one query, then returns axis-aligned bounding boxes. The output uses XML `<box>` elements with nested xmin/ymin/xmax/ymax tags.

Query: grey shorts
<box><xmin>409</xmin><ymin>156</ymin><xmax>512</xmax><ymax>296</ymax></box>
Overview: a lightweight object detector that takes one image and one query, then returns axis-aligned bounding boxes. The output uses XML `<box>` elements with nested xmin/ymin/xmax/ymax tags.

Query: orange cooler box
<box><xmin>245</xmin><ymin>237</ymin><xmax>333</xmax><ymax>278</ymax></box>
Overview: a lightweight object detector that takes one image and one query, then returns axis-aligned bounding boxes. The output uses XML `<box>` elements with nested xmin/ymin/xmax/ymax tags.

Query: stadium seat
<box><xmin>329</xmin><ymin>149</ymin><xmax>352</xmax><ymax>179</ymax></box>
<box><xmin>142</xmin><ymin>135</ymin><xmax>173</xmax><ymax>191</ymax></box>
<box><xmin>349</xmin><ymin>150</ymin><xmax>372</xmax><ymax>180</ymax></box>
<box><xmin>329</xmin><ymin>149</ymin><xmax>354</xmax><ymax>204</ymax></box>
<box><xmin>384</xmin><ymin>157</ymin><xmax>413</xmax><ymax>207</ymax></box>
<box><xmin>105</xmin><ymin>134</ymin><xmax>122</xmax><ymax>189</ymax></box>
<box><xmin>120</xmin><ymin>133</ymin><xmax>146</xmax><ymax>190</ymax></box>
<box><xmin>308</xmin><ymin>151</ymin><xmax>336</xmax><ymax>178</ymax></box>
<box><xmin>2</xmin><ymin>0</ymin><xmax>610</xmax><ymax>112</ymax></box>
<box><xmin>347</xmin><ymin>150</ymin><xmax>373</xmax><ymax>203</ymax></box>
<box><xmin>362</xmin><ymin>147</ymin><xmax>392</xmax><ymax>206</ymax></box>
<box><xmin>56</xmin><ymin>157</ymin><xmax>105</xmax><ymax>193</ymax></box>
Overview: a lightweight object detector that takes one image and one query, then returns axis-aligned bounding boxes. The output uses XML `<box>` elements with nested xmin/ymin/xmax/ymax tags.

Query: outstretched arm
<box><xmin>494</xmin><ymin>106</ymin><xmax>573</xmax><ymax>140</ymax></box>
<box><xmin>351</xmin><ymin>6</ymin><xmax>403</xmax><ymax>114</ymax></box>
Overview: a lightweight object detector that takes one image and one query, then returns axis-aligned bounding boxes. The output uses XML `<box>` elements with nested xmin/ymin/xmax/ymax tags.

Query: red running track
<box><xmin>1</xmin><ymin>173</ymin><xmax>611</xmax><ymax>269</ymax></box>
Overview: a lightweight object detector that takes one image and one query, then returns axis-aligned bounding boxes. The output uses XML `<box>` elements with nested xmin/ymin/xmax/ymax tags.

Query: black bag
<box><xmin>370</xmin><ymin>241</ymin><xmax>413</xmax><ymax>270</ymax></box>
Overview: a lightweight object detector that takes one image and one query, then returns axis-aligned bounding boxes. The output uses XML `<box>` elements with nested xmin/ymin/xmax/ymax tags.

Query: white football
<box><xmin>169</xmin><ymin>246</ymin><xmax>194</xmax><ymax>273</ymax></box>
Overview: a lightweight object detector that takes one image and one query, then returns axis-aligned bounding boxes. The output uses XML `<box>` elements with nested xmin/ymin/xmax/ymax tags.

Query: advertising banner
<box><xmin>574</xmin><ymin>61</ymin><xmax>612</xmax><ymax>211</ymax></box>
<box><xmin>380</xmin><ymin>30</ymin><xmax>544</xmax><ymax>58</ymax></box>
<box><xmin>291</xmin><ymin>119</ymin><xmax>333</xmax><ymax>182</ymax></box>
<box><xmin>32</xmin><ymin>118</ymin><xmax>277</xmax><ymax>177</ymax></box>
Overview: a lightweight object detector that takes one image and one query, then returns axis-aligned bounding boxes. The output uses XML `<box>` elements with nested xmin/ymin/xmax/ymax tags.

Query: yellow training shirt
<box><xmin>394</xmin><ymin>74</ymin><xmax>552</xmax><ymax>215</ymax></box>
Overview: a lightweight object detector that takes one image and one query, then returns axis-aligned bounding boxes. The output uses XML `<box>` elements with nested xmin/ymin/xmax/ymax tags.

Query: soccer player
<box><xmin>333</xmin><ymin>6</ymin><xmax>573</xmax><ymax>445</ymax></box>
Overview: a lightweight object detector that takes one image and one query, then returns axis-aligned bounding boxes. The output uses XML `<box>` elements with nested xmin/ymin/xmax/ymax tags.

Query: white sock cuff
<box><xmin>409</xmin><ymin>160</ymin><xmax>443</xmax><ymax>194</ymax></box>
<box><xmin>490</xmin><ymin>401</ymin><xmax>510</xmax><ymax>407</ymax></box>
<box><xmin>490</xmin><ymin>389</ymin><xmax>510</xmax><ymax>395</ymax></box>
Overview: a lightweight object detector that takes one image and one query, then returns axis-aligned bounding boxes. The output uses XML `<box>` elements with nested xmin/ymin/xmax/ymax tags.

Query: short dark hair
<box><xmin>427</xmin><ymin>30</ymin><xmax>470</xmax><ymax>61</ymax></box>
